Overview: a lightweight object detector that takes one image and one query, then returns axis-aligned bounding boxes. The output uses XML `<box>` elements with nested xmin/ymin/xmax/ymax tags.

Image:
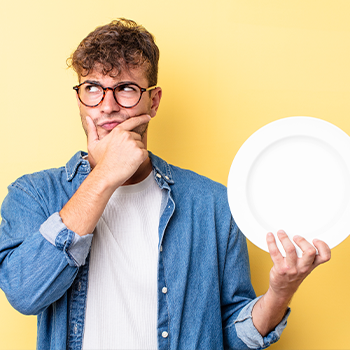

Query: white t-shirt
<box><xmin>82</xmin><ymin>172</ymin><xmax>162</xmax><ymax>350</ymax></box>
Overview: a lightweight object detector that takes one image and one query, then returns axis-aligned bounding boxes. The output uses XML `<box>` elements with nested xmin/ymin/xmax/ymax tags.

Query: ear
<box><xmin>150</xmin><ymin>87</ymin><xmax>162</xmax><ymax>118</ymax></box>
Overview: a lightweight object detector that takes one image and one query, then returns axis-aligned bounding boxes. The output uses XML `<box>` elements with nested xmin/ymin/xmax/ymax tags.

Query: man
<box><xmin>0</xmin><ymin>18</ymin><xmax>330</xmax><ymax>350</ymax></box>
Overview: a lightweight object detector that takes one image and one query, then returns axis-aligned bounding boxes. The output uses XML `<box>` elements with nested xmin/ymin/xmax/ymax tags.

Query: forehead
<box><xmin>80</xmin><ymin>64</ymin><xmax>149</xmax><ymax>85</ymax></box>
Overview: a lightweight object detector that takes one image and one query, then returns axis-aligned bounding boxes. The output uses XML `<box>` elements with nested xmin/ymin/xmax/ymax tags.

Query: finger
<box><xmin>86</xmin><ymin>116</ymin><xmax>99</xmax><ymax>145</ymax></box>
<box><xmin>139</xmin><ymin>147</ymin><xmax>150</xmax><ymax>161</ymax></box>
<box><xmin>293</xmin><ymin>235</ymin><xmax>317</xmax><ymax>267</ymax></box>
<box><xmin>135</xmin><ymin>140</ymin><xmax>147</xmax><ymax>150</ymax></box>
<box><xmin>277</xmin><ymin>230</ymin><xmax>298</xmax><ymax>266</ymax></box>
<box><xmin>129</xmin><ymin>131</ymin><xmax>142</xmax><ymax>141</ymax></box>
<box><xmin>266</xmin><ymin>232</ymin><xmax>284</xmax><ymax>266</ymax></box>
<box><xmin>117</xmin><ymin>114</ymin><xmax>151</xmax><ymax>132</ymax></box>
<box><xmin>312</xmin><ymin>239</ymin><xmax>331</xmax><ymax>267</ymax></box>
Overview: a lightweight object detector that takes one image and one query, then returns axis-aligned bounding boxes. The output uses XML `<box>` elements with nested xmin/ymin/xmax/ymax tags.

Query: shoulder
<box><xmin>170</xmin><ymin>164</ymin><xmax>226</xmax><ymax>194</ymax></box>
<box><xmin>8</xmin><ymin>166</ymin><xmax>67</xmax><ymax>204</ymax></box>
<box><xmin>6</xmin><ymin>151</ymin><xmax>89</xmax><ymax>206</ymax></box>
<box><xmin>159</xmin><ymin>161</ymin><xmax>229</xmax><ymax>213</ymax></box>
<box><xmin>9</xmin><ymin>151</ymin><xmax>88</xmax><ymax>194</ymax></box>
<box><xmin>11</xmin><ymin>165</ymin><xmax>65</xmax><ymax>185</ymax></box>
<box><xmin>149</xmin><ymin>152</ymin><xmax>227</xmax><ymax>197</ymax></box>
<box><xmin>170</xmin><ymin>165</ymin><xmax>230</xmax><ymax>217</ymax></box>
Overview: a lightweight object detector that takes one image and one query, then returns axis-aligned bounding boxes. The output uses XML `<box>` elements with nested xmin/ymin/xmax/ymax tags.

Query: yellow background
<box><xmin>1</xmin><ymin>0</ymin><xmax>349</xmax><ymax>349</ymax></box>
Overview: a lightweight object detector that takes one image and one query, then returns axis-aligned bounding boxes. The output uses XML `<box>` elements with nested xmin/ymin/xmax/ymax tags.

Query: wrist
<box><xmin>91</xmin><ymin>163</ymin><xmax>124</xmax><ymax>194</ymax></box>
<box><xmin>265</xmin><ymin>286</ymin><xmax>294</xmax><ymax>308</ymax></box>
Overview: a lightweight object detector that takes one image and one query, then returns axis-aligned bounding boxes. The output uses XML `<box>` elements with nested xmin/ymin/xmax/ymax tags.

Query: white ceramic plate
<box><xmin>227</xmin><ymin>116</ymin><xmax>350</xmax><ymax>256</ymax></box>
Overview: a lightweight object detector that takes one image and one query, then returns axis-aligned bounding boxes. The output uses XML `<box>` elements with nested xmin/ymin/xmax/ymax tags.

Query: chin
<box><xmin>96</xmin><ymin>128</ymin><xmax>112</xmax><ymax>140</ymax></box>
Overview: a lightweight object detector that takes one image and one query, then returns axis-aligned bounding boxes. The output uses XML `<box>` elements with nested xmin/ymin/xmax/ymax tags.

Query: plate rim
<box><xmin>227</xmin><ymin>116</ymin><xmax>350</xmax><ymax>253</ymax></box>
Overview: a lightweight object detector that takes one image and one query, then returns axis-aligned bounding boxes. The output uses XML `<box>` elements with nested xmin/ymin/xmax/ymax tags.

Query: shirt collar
<box><xmin>149</xmin><ymin>152</ymin><xmax>174</xmax><ymax>185</ymax></box>
<box><xmin>64</xmin><ymin>150</ymin><xmax>175</xmax><ymax>185</ymax></box>
<box><xmin>65</xmin><ymin>151</ymin><xmax>91</xmax><ymax>181</ymax></box>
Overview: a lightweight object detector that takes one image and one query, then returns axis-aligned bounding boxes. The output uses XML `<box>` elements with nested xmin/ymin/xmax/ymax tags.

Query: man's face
<box><xmin>77</xmin><ymin>66</ymin><xmax>157</xmax><ymax>141</ymax></box>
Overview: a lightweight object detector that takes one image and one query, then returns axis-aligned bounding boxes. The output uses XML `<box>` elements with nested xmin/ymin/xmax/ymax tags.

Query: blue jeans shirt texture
<box><xmin>0</xmin><ymin>151</ymin><xmax>289</xmax><ymax>350</ymax></box>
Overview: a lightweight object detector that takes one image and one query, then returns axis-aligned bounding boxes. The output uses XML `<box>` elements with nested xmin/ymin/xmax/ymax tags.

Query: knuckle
<box><xmin>278</xmin><ymin>268</ymin><xmax>288</xmax><ymax>276</ymax></box>
<box><xmin>135</xmin><ymin>147</ymin><xmax>143</xmax><ymax>156</ymax></box>
<box><xmin>118</xmin><ymin>129</ymin><xmax>127</xmax><ymax>137</ymax></box>
<box><xmin>277</xmin><ymin>266</ymin><xmax>289</xmax><ymax>275</ymax></box>
<box><xmin>299</xmin><ymin>266</ymin><xmax>310</xmax><ymax>274</ymax></box>
<box><xmin>283</xmin><ymin>265</ymin><xmax>297</xmax><ymax>276</ymax></box>
<box><xmin>289</xmin><ymin>268</ymin><xmax>298</xmax><ymax>277</ymax></box>
<box><xmin>305</xmin><ymin>247</ymin><xmax>316</xmax><ymax>257</ymax></box>
<box><xmin>285</xmin><ymin>245</ymin><xmax>296</xmax><ymax>255</ymax></box>
<box><xmin>269</xmin><ymin>247</ymin><xmax>279</xmax><ymax>257</ymax></box>
<box><xmin>293</xmin><ymin>235</ymin><xmax>302</xmax><ymax>243</ymax></box>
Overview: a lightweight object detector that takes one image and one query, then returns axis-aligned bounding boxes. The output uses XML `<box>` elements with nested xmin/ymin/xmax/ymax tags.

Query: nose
<box><xmin>100</xmin><ymin>88</ymin><xmax>120</xmax><ymax>114</ymax></box>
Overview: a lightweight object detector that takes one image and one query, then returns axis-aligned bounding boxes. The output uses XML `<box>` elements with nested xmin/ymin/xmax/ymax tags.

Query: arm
<box><xmin>0</xmin><ymin>115</ymin><xmax>151</xmax><ymax>314</ymax></box>
<box><xmin>251</xmin><ymin>230</ymin><xmax>331</xmax><ymax>336</ymax></box>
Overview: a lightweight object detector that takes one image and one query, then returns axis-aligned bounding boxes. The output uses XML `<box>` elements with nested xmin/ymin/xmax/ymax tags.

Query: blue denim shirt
<box><xmin>0</xmin><ymin>151</ymin><xmax>289</xmax><ymax>350</ymax></box>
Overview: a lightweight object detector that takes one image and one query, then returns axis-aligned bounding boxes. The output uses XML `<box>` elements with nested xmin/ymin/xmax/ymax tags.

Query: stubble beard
<box><xmin>133</xmin><ymin>122</ymin><xmax>149</xmax><ymax>140</ymax></box>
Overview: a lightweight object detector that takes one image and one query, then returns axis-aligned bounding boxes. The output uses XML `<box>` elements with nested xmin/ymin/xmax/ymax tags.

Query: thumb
<box><xmin>86</xmin><ymin>116</ymin><xmax>99</xmax><ymax>145</ymax></box>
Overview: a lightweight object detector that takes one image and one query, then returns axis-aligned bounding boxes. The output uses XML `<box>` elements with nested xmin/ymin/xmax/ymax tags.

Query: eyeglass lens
<box><xmin>78</xmin><ymin>83</ymin><xmax>142</xmax><ymax>108</ymax></box>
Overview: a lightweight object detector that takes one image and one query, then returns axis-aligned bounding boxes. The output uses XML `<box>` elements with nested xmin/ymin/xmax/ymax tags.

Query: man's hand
<box><xmin>267</xmin><ymin>230</ymin><xmax>331</xmax><ymax>301</ymax></box>
<box><xmin>86</xmin><ymin>114</ymin><xmax>151</xmax><ymax>189</ymax></box>
<box><xmin>251</xmin><ymin>230</ymin><xmax>330</xmax><ymax>336</ymax></box>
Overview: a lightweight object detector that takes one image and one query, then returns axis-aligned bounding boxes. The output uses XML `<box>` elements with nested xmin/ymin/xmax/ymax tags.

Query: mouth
<box><xmin>99</xmin><ymin>121</ymin><xmax>122</xmax><ymax>131</ymax></box>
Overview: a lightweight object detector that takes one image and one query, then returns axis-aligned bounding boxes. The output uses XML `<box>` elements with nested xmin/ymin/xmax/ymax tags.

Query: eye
<box><xmin>84</xmin><ymin>84</ymin><xmax>101</xmax><ymax>93</ymax></box>
<box><xmin>118</xmin><ymin>84</ymin><xmax>137</xmax><ymax>93</ymax></box>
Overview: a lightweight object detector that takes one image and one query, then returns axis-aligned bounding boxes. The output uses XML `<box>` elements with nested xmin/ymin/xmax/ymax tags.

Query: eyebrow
<box><xmin>82</xmin><ymin>79</ymin><xmax>101</xmax><ymax>85</ymax></box>
<box><xmin>81</xmin><ymin>80</ymin><xmax>137</xmax><ymax>88</ymax></box>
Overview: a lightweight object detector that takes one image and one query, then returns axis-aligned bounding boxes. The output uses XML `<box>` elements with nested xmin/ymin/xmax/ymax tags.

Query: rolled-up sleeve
<box><xmin>235</xmin><ymin>296</ymin><xmax>291</xmax><ymax>349</ymax></box>
<box><xmin>40</xmin><ymin>212</ymin><xmax>92</xmax><ymax>267</ymax></box>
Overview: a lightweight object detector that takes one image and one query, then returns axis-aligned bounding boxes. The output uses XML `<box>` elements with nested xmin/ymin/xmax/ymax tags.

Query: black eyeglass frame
<box><xmin>73</xmin><ymin>81</ymin><xmax>157</xmax><ymax>108</ymax></box>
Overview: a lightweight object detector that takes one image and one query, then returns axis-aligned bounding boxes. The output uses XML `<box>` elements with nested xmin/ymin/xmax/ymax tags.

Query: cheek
<box><xmin>135</xmin><ymin>97</ymin><xmax>152</xmax><ymax>115</ymax></box>
<box><xmin>79</xmin><ymin>107</ymin><xmax>95</xmax><ymax>136</ymax></box>
<box><xmin>79</xmin><ymin>106</ymin><xmax>98</xmax><ymax>124</ymax></box>
<box><xmin>80</xmin><ymin>115</ymin><xmax>88</xmax><ymax>136</ymax></box>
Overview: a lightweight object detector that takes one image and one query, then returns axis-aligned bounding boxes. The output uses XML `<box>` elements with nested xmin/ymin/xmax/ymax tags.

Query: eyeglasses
<box><xmin>73</xmin><ymin>81</ymin><xmax>156</xmax><ymax>108</ymax></box>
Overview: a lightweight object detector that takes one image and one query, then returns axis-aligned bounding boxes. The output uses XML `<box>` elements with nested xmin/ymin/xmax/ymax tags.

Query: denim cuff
<box><xmin>235</xmin><ymin>296</ymin><xmax>291</xmax><ymax>349</ymax></box>
<box><xmin>39</xmin><ymin>212</ymin><xmax>93</xmax><ymax>267</ymax></box>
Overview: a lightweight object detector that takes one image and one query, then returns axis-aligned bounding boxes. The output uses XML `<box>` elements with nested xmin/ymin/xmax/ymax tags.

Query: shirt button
<box><xmin>162</xmin><ymin>331</ymin><xmax>168</xmax><ymax>338</ymax></box>
<box><xmin>162</xmin><ymin>287</ymin><xmax>168</xmax><ymax>294</ymax></box>
<box><xmin>156</xmin><ymin>173</ymin><xmax>162</xmax><ymax>178</ymax></box>
<box><xmin>160</xmin><ymin>245</ymin><xmax>163</xmax><ymax>252</ymax></box>
<box><xmin>165</xmin><ymin>176</ymin><xmax>169</xmax><ymax>180</ymax></box>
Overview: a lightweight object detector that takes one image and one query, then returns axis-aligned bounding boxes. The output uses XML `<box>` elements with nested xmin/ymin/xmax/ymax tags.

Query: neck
<box><xmin>123</xmin><ymin>156</ymin><xmax>152</xmax><ymax>186</ymax></box>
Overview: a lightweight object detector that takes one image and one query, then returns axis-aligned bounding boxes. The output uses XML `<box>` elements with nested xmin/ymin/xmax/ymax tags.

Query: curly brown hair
<box><xmin>67</xmin><ymin>18</ymin><xmax>159</xmax><ymax>86</ymax></box>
